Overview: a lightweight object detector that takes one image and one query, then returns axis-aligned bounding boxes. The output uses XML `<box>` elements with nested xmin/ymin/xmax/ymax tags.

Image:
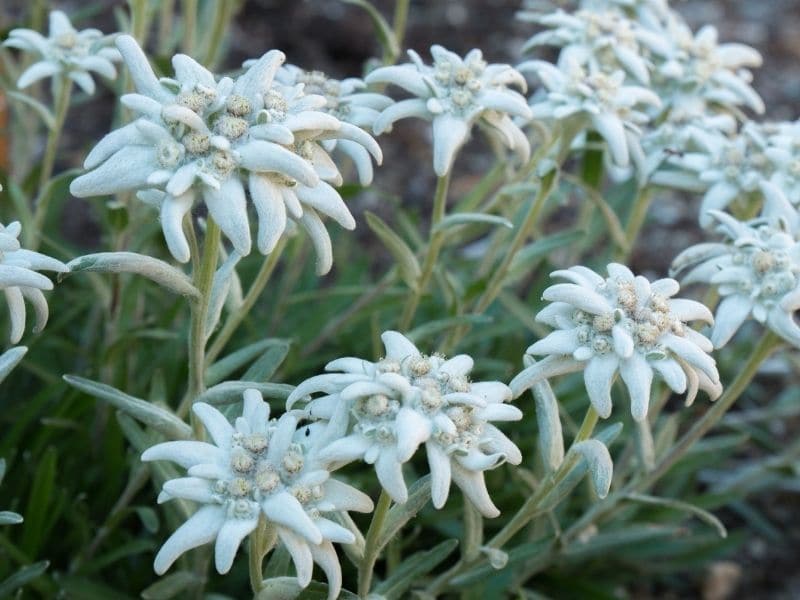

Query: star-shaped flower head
<box><xmin>655</xmin><ymin>19</ymin><xmax>764</xmax><ymax>115</ymax></box>
<box><xmin>287</xmin><ymin>331</ymin><xmax>522</xmax><ymax>518</ymax></box>
<box><xmin>510</xmin><ymin>263</ymin><xmax>721</xmax><ymax>422</ymax></box>
<box><xmin>665</xmin><ymin>122</ymin><xmax>778</xmax><ymax>227</ymax></box>
<box><xmin>366</xmin><ymin>46</ymin><xmax>533</xmax><ymax>176</ymax></box>
<box><xmin>671</xmin><ymin>185</ymin><xmax>800</xmax><ymax>349</ymax></box>
<box><xmin>0</xmin><ymin>221</ymin><xmax>67</xmax><ymax>343</ymax></box>
<box><xmin>142</xmin><ymin>389</ymin><xmax>372</xmax><ymax>599</ymax></box>
<box><xmin>3</xmin><ymin>10</ymin><xmax>120</xmax><ymax>94</ymax></box>
<box><xmin>520</xmin><ymin>57</ymin><xmax>661</xmax><ymax>169</ymax></box>
<box><xmin>275</xmin><ymin>65</ymin><xmax>391</xmax><ymax>185</ymax></box>
<box><xmin>521</xmin><ymin>8</ymin><xmax>672</xmax><ymax>85</ymax></box>
<box><xmin>71</xmin><ymin>36</ymin><xmax>381</xmax><ymax>274</ymax></box>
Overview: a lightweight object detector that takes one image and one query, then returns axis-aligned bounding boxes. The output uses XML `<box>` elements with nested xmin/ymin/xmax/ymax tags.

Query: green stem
<box><xmin>615</xmin><ymin>187</ymin><xmax>654</xmax><ymax>262</ymax></box>
<box><xmin>206</xmin><ymin>236</ymin><xmax>287</xmax><ymax>364</ymax></box>
<box><xmin>392</xmin><ymin>0</ymin><xmax>410</xmax><ymax>55</ymax></box>
<box><xmin>462</xmin><ymin>502</ymin><xmax>483</xmax><ymax>563</ymax></box>
<box><xmin>639</xmin><ymin>330</ymin><xmax>781</xmax><ymax>487</ymax></box>
<box><xmin>398</xmin><ymin>172</ymin><xmax>451</xmax><ymax>330</ymax></box>
<box><xmin>441</xmin><ymin>170</ymin><xmax>557</xmax><ymax>354</ymax></box>
<box><xmin>358</xmin><ymin>489</ymin><xmax>392</xmax><ymax>598</ymax></box>
<box><xmin>29</xmin><ymin>77</ymin><xmax>72</xmax><ymax>249</ymax></box>
<box><xmin>181</xmin><ymin>219</ymin><xmax>220</xmax><ymax>428</ymax></box>
<box><xmin>181</xmin><ymin>0</ymin><xmax>199</xmax><ymax>55</ymax></box>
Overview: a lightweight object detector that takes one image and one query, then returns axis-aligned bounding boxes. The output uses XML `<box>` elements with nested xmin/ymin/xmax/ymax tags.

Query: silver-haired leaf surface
<box><xmin>65</xmin><ymin>252</ymin><xmax>199</xmax><ymax>299</ymax></box>
<box><xmin>63</xmin><ymin>375</ymin><xmax>191</xmax><ymax>440</ymax></box>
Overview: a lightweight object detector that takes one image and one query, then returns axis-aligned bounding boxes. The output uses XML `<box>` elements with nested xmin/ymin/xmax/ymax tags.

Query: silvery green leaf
<box><xmin>570</xmin><ymin>440</ymin><xmax>613</xmax><ymax>499</ymax></box>
<box><xmin>480</xmin><ymin>546</ymin><xmax>508</xmax><ymax>570</ymax></box>
<box><xmin>205</xmin><ymin>339</ymin><xmax>288</xmax><ymax>386</ymax></box>
<box><xmin>432</xmin><ymin>213</ymin><xmax>513</xmax><ymax>233</ymax></box>
<box><xmin>623</xmin><ymin>493</ymin><xmax>727</xmax><ymax>538</ymax></box>
<box><xmin>526</xmin><ymin>356</ymin><xmax>564</xmax><ymax>472</ymax></box>
<box><xmin>6</xmin><ymin>91</ymin><xmax>56</xmax><ymax>130</ymax></box>
<box><xmin>375</xmin><ymin>475</ymin><xmax>431</xmax><ymax>554</ymax></box>
<box><xmin>0</xmin><ymin>511</ymin><xmax>23</xmax><ymax>525</ymax></box>
<box><xmin>0</xmin><ymin>561</ymin><xmax>49</xmax><ymax>597</ymax></box>
<box><xmin>450</xmin><ymin>539</ymin><xmax>553</xmax><ymax>587</ymax></box>
<box><xmin>205</xmin><ymin>251</ymin><xmax>241</xmax><ymax>339</ymax></box>
<box><xmin>365</xmin><ymin>211</ymin><xmax>421</xmax><ymax>291</ymax></box>
<box><xmin>329</xmin><ymin>511</ymin><xmax>366</xmax><ymax>565</ymax></box>
<box><xmin>0</xmin><ymin>346</ymin><xmax>27</xmax><ymax>386</ymax></box>
<box><xmin>635</xmin><ymin>419</ymin><xmax>655</xmax><ymax>471</ymax></box>
<box><xmin>141</xmin><ymin>571</ymin><xmax>201</xmax><ymax>600</ymax></box>
<box><xmin>64</xmin><ymin>375</ymin><xmax>191</xmax><ymax>440</ymax></box>
<box><xmin>373</xmin><ymin>539</ymin><xmax>458</xmax><ymax>599</ymax></box>
<box><xmin>66</xmin><ymin>252</ymin><xmax>199</xmax><ymax>299</ymax></box>
<box><xmin>196</xmin><ymin>380</ymin><xmax>294</xmax><ymax>405</ymax></box>
<box><xmin>243</xmin><ymin>340</ymin><xmax>291</xmax><ymax>382</ymax></box>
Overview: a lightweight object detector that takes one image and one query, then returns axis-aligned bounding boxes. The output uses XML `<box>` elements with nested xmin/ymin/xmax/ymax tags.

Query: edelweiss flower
<box><xmin>520</xmin><ymin>58</ymin><xmax>660</xmax><ymax>168</ymax></box>
<box><xmin>366</xmin><ymin>46</ymin><xmax>532</xmax><ymax>176</ymax></box>
<box><xmin>510</xmin><ymin>263</ymin><xmax>721</xmax><ymax>421</ymax></box>
<box><xmin>142</xmin><ymin>389</ymin><xmax>372</xmax><ymax>599</ymax></box>
<box><xmin>71</xmin><ymin>36</ymin><xmax>381</xmax><ymax>274</ymax></box>
<box><xmin>275</xmin><ymin>65</ymin><xmax>391</xmax><ymax>185</ymax></box>
<box><xmin>522</xmin><ymin>9</ymin><xmax>670</xmax><ymax>84</ymax></box>
<box><xmin>4</xmin><ymin>10</ymin><xmax>120</xmax><ymax>94</ymax></box>
<box><xmin>0</xmin><ymin>221</ymin><xmax>67</xmax><ymax>343</ymax></box>
<box><xmin>287</xmin><ymin>331</ymin><xmax>522</xmax><ymax>518</ymax></box>
<box><xmin>666</xmin><ymin>123</ymin><xmax>775</xmax><ymax>227</ymax></box>
<box><xmin>671</xmin><ymin>186</ymin><xmax>800</xmax><ymax>348</ymax></box>
<box><xmin>656</xmin><ymin>20</ymin><xmax>763</xmax><ymax>115</ymax></box>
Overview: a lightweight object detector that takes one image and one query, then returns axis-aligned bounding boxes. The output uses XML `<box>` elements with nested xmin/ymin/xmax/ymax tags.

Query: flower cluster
<box><xmin>143</xmin><ymin>390</ymin><xmax>372</xmax><ymax>598</ymax></box>
<box><xmin>275</xmin><ymin>65</ymin><xmax>392</xmax><ymax>185</ymax></box>
<box><xmin>288</xmin><ymin>331</ymin><xmax>523</xmax><ymax>518</ymax></box>
<box><xmin>367</xmin><ymin>46</ymin><xmax>532</xmax><ymax>176</ymax></box>
<box><xmin>0</xmin><ymin>221</ymin><xmax>67</xmax><ymax>343</ymax></box>
<box><xmin>71</xmin><ymin>36</ymin><xmax>382</xmax><ymax>274</ymax></box>
<box><xmin>511</xmin><ymin>264</ymin><xmax>721</xmax><ymax>421</ymax></box>
<box><xmin>671</xmin><ymin>187</ymin><xmax>800</xmax><ymax>348</ymax></box>
<box><xmin>518</xmin><ymin>0</ymin><xmax>764</xmax><ymax>186</ymax></box>
<box><xmin>4</xmin><ymin>10</ymin><xmax>120</xmax><ymax>94</ymax></box>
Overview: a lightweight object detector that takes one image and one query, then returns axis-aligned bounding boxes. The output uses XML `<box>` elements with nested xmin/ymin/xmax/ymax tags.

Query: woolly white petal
<box><xmin>432</xmin><ymin>114</ymin><xmax>470</xmax><ymax>177</ymax></box>
<box><xmin>277</xmin><ymin>528</ymin><xmax>314</xmax><ymax>587</ymax></box>
<box><xmin>203</xmin><ymin>178</ymin><xmax>252</xmax><ymax>256</ymax></box>
<box><xmin>426</xmin><ymin>442</ymin><xmax>452</xmax><ymax>509</ymax></box>
<box><xmin>141</xmin><ymin>440</ymin><xmax>222</xmax><ymax>468</ymax></box>
<box><xmin>619</xmin><ymin>353</ymin><xmax>653</xmax><ymax>422</ymax></box>
<box><xmin>70</xmin><ymin>146</ymin><xmax>157</xmax><ymax>197</ymax></box>
<box><xmin>17</xmin><ymin>61</ymin><xmax>62</xmax><ymax>88</ymax></box>
<box><xmin>451</xmin><ymin>463</ymin><xmax>499</xmax><ymax>518</ymax></box>
<box><xmin>375</xmin><ymin>446</ymin><xmax>408</xmax><ymax>503</ymax></box>
<box><xmin>248</xmin><ymin>175</ymin><xmax>287</xmax><ymax>254</ymax></box>
<box><xmin>381</xmin><ymin>331</ymin><xmax>420</xmax><ymax>362</ymax></box>
<box><xmin>154</xmin><ymin>505</ymin><xmax>225</xmax><ymax>574</ymax></box>
<box><xmin>373</xmin><ymin>98</ymin><xmax>430</xmax><ymax>135</ymax></box>
<box><xmin>215</xmin><ymin>516</ymin><xmax>258</xmax><ymax>574</ymax></box>
<box><xmin>4</xmin><ymin>288</ymin><xmax>26</xmax><ymax>344</ymax></box>
<box><xmin>395</xmin><ymin>407</ymin><xmax>432</xmax><ymax>462</ymax></box>
<box><xmin>262</xmin><ymin>492</ymin><xmax>322</xmax><ymax>545</ymax></box>
<box><xmin>710</xmin><ymin>294</ymin><xmax>752</xmax><ymax>348</ymax></box>
<box><xmin>584</xmin><ymin>353</ymin><xmax>619</xmax><ymax>418</ymax></box>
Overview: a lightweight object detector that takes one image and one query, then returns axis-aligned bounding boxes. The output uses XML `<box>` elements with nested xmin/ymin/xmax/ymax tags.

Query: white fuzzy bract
<box><xmin>671</xmin><ymin>186</ymin><xmax>800</xmax><ymax>348</ymax></box>
<box><xmin>142</xmin><ymin>390</ymin><xmax>372</xmax><ymax>599</ymax></box>
<box><xmin>0</xmin><ymin>221</ymin><xmax>67</xmax><ymax>343</ymax></box>
<box><xmin>4</xmin><ymin>10</ymin><xmax>120</xmax><ymax>94</ymax></box>
<box><xmin>275</xmin><ymin>65</ymin><xmax>391</xmax><ymax>186</ymax></box>
<box><xmin>366</xmin><ymin>46</ymin><xmax>532</xmax><ymax>176</ymax></box>
<box><xmin>511</xmin><ymin>263</ymin><xmax>721</xmax><ymax>421</ymax></box>
<box><xmin>71</xmin><ymin>36</ymin><xmax>382</xmax><ymax>274</ymax></box>
<box><xmin>287</xmin><ymin>331</ymin><xmax>523</xmax><ymax>518</ymax></box>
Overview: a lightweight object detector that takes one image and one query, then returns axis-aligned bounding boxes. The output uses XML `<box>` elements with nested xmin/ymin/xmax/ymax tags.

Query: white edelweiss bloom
<box><xmin>71</xmin><ymin>36</ymin><xmax>380</xmax><ymax>275</ymax></box>
<box><xmin>274</xmin><ymin>65</ymin><xmax>391</xmax><ymax>186</ymax></box>
<box><xmin>671</xmin><ymin>186</ymin><xmax>800</xmax><ymax>349</ymax></box>
<box><xmin>665</xmin><ymin>123</ymin><xmax>775</xmax><ymax>227</ymax></box>
<box><xmin>366</xmin><ymin>45</ymin><xmax>533</xmax><ymax>177</ymax></box>
<box><xmin>655</xmin><ymin>19</ymin><xmax>763</xmax><ymax>115</ymax></box>
<box><xmin>287</xmin><ymin>331</ymin><xmax>523</xmax><ymax>518</ymax></box>
<box><xmin>510</xmin><ymin>263</ymin><xmax>721</xmax><ymax>422</ymax></box>
<box><xmin>520</xmin><ymin>57</ymin><xmax>660</xmax><ymax>169</ymax></box>
<box><xmin>522</xmin><ymin>8</ymin><xmax>670</xmax><ymax>85</ymax></box>
<box><xmin>142</xmin><ymin>389</ymin><xmax>372</xmax><ymax>599</ymax></box>
<box><xmin>0</xmin><ymin>221</ymin><xmax>67</xmax><ymax>343</ymax></box>
<box><xmin>3</xmin><ymin>10</ymin><xmax>121</xmax><ymax>94</ymax></box>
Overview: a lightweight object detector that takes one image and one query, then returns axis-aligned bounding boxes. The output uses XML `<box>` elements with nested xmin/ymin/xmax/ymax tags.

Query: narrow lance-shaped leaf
<box><xmin>65</xmin><ymin>252</ymin><xmax>199</xmax><ymax>299</ymax></box>
<box><xmin>365</xmin><ymin>211</ymin><xmax>421</xmax><ymax>291</ymax></box>
<box><xmin>433</xmin><ymin>213</ymin><xmax>513</xmax><ymax>233</ymax></box>
<box><xmin>63</xmin><ymin>375</ymin><xmax>192</xmax><ymax>441</ymax></box>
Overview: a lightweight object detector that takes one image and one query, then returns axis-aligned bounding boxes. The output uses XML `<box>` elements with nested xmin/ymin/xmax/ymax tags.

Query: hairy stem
<box><xmin>206</xmin><ymin>236</ymin><xmax>286</xmax><ymax>364</ymax></box>
<box><xmin>615</xmin><ymin>187</ymin><xmax>654</xmax><ymax>262</ymax></box>
<box><xmin>30</xmin><ymin>77</ymin><xmax>72</xmax><ymax>249</ymax></box>
<box><xmin>398</xmin><ymin>172</ymin><xmax>451</xmax><ymax>330</ymax></box>
<box><xmin>358</xmin><ymin>489</ymin><xmax>392</xmax><ymax>598</ymax></box>
<box><xmin>181</xmin><ymin>219</ymin><xmax>220</xmax><ymax>429</ymax></box>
